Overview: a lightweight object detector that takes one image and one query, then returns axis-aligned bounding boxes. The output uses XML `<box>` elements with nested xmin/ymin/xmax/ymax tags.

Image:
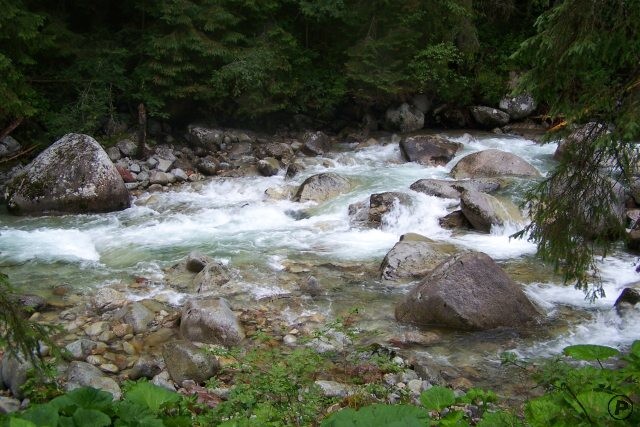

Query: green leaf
<box><xmin>439</xmin><ymin>410</ymin><xmax>468</xmax><ymax>426</ymax></box>
<box><xmin>51</xmin><ymin>387</ymin><xmax>113</xmax><ymax>413</ymax></box>
<box><xmin>72</xmin><ymin>408</ymin><xmax>111</xmax><ymax>427</ymax></box>
<box><xmin>630</xmin><ymin>340</ymin><xmax>640</xmax><ymax>358</ymax></box>
<box><xmin>124</xmin><ymin>381</ymin><xmax>180</xmax><ymax>413</ymax></box>
<box><xmin>562</xmin><ymin>345</ymin><xmax>619</xmax><ymax>361</ymax></box>
<box><xmin>420</xmin><ymin>386</ymin><xmax>456</xmax><ymax>411</ymax></box>
<box><xmin>321</xmin><ymin>404</ymin><xmax>429</xmax><ymax>427</ymax></box>
<box><xmin>569</xmin><ymin>391</ymin><xmax>611</xmax><ymax>420</ymax></box>
<box><xmin>525</xmin><ymin>395</ymin><xmax>565</xmax><ymax>425</ymax></box>
<box><xmin>477</xmin><ymin>411</ymin><xmax>524</xmax><ymax>427</ymax></box>
<box><xmin>8</xmin><ymin>419</ymin><xmax>37</xmax><ymax>427</ymax></box>
<box><xmin>22</xmin><ymin>404</ymin><xmax>59</xmax><ymax>426</ymax></box>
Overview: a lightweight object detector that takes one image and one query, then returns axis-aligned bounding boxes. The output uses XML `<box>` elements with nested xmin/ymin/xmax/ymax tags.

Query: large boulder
<box><xmin>469</xmin><ymin>106</ymin><xmax>510</xmax><ymax>128</ymax></box>
<box><xmin>0</xmin><ymin>136</ymin><xmax>21</xmax><ymax>158</ymax></box>
<box><xmin>380</xmin><ymin>233</ymin><xmax>454</xmax><ymax>280</ymax></box>
<box><xmin>118</xmin><ymin>302</ymin><xmax>155</xmax><ymax>334</ymax></box>
<box><xmin>5</xmin><ymin>134</ymin><xmax>130</xmax><ymax>215</ymax></box>
<box><xmin>180</xmin><ymin>297</ymin><xmax>245</xmax><ymax>346</ymax></box>
<box><xmin>385</xmin><ymin>103</ymin><xmax>425</xmax><ymax>133</ymax></box>
<box><xmin>410</xmin><ymin>178</ymin><xmax>501</xmax><ymax>200</ymax></box>
<box><xmin>66</xmin><ymin>361</ymin><xmax>122</xmax><ymax>400</ymax></box>
<box><xmin>0</xmin><ymin>354</ymin><xmax>30</xmax><ymax>398</ymax></box>
<box><xmin>460</xmin><ymin>190</ymin><xmax>524</xmax><ymax>232</ymax></box>
<box><xmin>451</xmin><ymin>149</ymin><xmax>541</xmax><ymax>179</ymax></box>
<box><xmin>300</xmin><ymin>131</ymin><xmax>330</xmax><ymax>156</ymax></box>
<box><xmin>399</xmin><ymin>135</ymin><xmax>462</xmax><ymax>166</ymax></box>
<box><xmin>162</xmin><ymin>340</ymin><xmax>219</xmax><ymax>385</ymax></box>
<box><xmin>554</xmin><ymin>122</ymin><xmax>607</xmax><ymax>160</ymax></box>
<box><xmin>499</xmin><ymin>94</ymin><xmax>536</xmax><ymax>120</ymax></box>
<box><xmin>368</xmin><ymin>192</ymin><xmax>412</xmax><ymax>228</ymax></box>
<box><xmin>294</xmin><ymin>173</ymin><xmax>350</xmax><ymax>203</ymax></box>
<box><xmin>395</xmin><ymin>251</ymin><xmax>540</xmax><ymax>330</ymax></box>
<box><xmin>257</xmin><ymin>157</ymin><xmax>280</xmax><ymax>177</ymax></box>
<box><xmin>614</xmin><ymin>287</ymin><xmax>640</xmax><ymax>313</ymax></box>
<box><xmin>188</xmin><ymin>126</ymin><xmax>223</xmax><ymax>150</ymax></box>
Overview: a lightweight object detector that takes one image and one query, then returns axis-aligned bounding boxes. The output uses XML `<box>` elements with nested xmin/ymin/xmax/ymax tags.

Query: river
<box><xmin>1</xmin><ymin>131</ymin><xmax>638</xmax><ymax>392</ymax></box>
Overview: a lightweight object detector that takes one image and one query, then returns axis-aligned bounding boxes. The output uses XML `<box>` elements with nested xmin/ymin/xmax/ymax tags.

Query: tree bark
<box><xmin>136</xmin><ymin>103</ymin><xmax>147</xmax><ymax>160</ymax></box>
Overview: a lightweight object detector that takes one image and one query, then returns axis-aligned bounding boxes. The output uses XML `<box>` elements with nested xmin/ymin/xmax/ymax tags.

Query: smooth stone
<box><xmin>162</xmin><ymin>340</ymin><xmax>219</xmax><ymax>384</ymax></box>
<box><xmin>66</xmin><ymin>361</ymin><xmax>121</xmax><ymax>400</ymax></box>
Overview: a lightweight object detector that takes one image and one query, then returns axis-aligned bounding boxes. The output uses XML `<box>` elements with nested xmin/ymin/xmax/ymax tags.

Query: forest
<box><xmin>2</xmin><ymin>0</ymin><xmax>549</xmax><ymax>140</ymax></box>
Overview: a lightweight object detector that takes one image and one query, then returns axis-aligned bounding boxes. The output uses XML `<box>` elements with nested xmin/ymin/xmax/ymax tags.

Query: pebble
<box><xmin>122</xmin><ymin>341</ymin><xmax>136</xmax><ymax>355</ymax></box>
<box><xmin>407</xmin><ymin>379</ymin><xmax>423</xmax><ymax>395</ymax></box>
<box><xmin>86</xmin><ymin>355</ymin><xmax>106</xmax><ymax>365</ymax></box>
<box><xmin>112</xmin><ymin>323</ymin><xmax>133</xmax><ymax>338</ymax></box>
<box><xmin>59</xmin><ymin>310</ymin><xmax>77</xmax><ymax>321</ymax></box>
<box><xmin>283</xmin><ymin>335</ymin><xmax>297</xmax><ymax>346</ymax></box>
<box><xmin>84</xmin><ymin>322</ymin><xmax>109</xmax><ymax>337</ymax></box>
<box><xmin>392</xmin><ymin>356</ymin><xmax>405</xmax><ymax>366</ymax></box>
<box><xmin>100</xmin><ymin>364</ymin><xmax>120</xmax><ymax>374</ymax></box>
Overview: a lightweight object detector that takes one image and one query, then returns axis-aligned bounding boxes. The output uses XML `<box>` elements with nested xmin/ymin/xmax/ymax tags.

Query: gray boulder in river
<box><xmin>5</xmin><ymin>133</ymin><xmax>130</xmax><ymax>215</ymax></box>
<box><xmin>400</xmin><ymin>135</ymin><xmax>462</xmax><ymax>166</ymax></box>
<box><xmin>180</xmin><ymin>297</ymin><xmax>245</xmax><ymax>346</ymax></box>
<box><xmin>460</xmin><ymin>190</ymin><xmax>524</xmax><ymax>232</ymax></box>
<box><xmin>380</xmin><ymin>233</ymin><xmax>455</xmax><ymax>280</ymax></box>
<box><xmin>451</xmin><ymin>149</ymin><xmax>541</xmax><ymax>179</ymax></box>
<box><xmin>395</xmin><ymin>251</ymin><xmax>540</xmax><ymax>330</ymax></box>
<box><xmin>294</xmin><ymin>172</ymin><xmax>350</xmax><ymax>203</ymax></box>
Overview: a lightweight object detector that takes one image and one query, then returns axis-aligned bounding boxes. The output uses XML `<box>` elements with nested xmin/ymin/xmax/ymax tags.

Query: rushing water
<box><xmin>1</xmin><ymin>131</ymin><xmax>638</xmax><ymax>389</ymax></box>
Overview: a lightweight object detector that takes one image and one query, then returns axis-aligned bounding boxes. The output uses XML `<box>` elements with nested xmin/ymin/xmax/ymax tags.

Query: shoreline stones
<box><xmin>380</xmin><ymin>233</ymin><xmax>454</xmax><ymax>280</ymax></box>
<box><xmin>180</xmin><ymin>298</ymin><xmax>245</xmax><ymax>346</ymax></box>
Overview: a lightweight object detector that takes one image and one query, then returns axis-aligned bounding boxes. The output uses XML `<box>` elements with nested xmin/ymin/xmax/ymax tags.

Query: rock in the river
<box><xmin>554</xmin><ymin>122</ymin><xmax>607</xmax><ymax>160</ymax></box>
<box><xmin>499</xmin><ymin>94</ymin><xmax>536</xmax><ymax>120</ymax></box>
<box><xmin>119</xmin><ymin>302</ymin><xmax>155</xmax><ymax>334</ymax></box>
<box><xmin>162</xmin><ymin>340</ymin><xmax>219</xmax><ymax>384</ymax></box>
<box><xmin>451</xmin><ymin>149</ymin><xmax>541</xmax><ymax>179</ymax></box>
<box><xmin>368</xmin><ymin>192</ymin><xmax>412</xmax><ymax>228</ymax></box>
<box><xmin>193</xmin><ymin>262</ymin><xmax>231</xmax><ymax>293</ymax></box>
<box><xmin>438</xmin><ymin>210</ymin><xmax>472</xmax><ymax>230</ymax></box>
<box><xmin>257</xmin><ymin>157</ymin><xmax>280</xmax><ymax>177</ymax></box>
<box><xmin>5</xmin><ymin>134</ymin><xmax>130</xmax><ymax>215</ymax></box>
<box><xmin>294</xmin><ymin>173</ymin><xmax>350</xmax><ymax>203</ymax></box>
<box><xmin>380</xmin><ymin>233</ymin><xmax>453</xmax><ymax>280</ymax></box>
<box><xmin>399</xmin><ymin>135</ymin><xmax>462</xmax><ymax>166</ymax></box>
<box><xmin>395</xmin><ymin>251</ymin><xmax>540</xmax><ymax>330</ymax></box>
<box><xmin>257</xmin><ymin>142</ymin><xmax>294</xmax><ymax>160</ymax></box>
<box><xmin>66</xmin><ymin>361</ymin><xmax>122</xmax><ymax>400</ymax></box>
<box><xmin>301</xmin><ymin>131</ymin><xmax>330</xmax><ymax>156</ymax></box>
<box><xmin>614</xmin><ymin>287</ymin><xmax>640</xmax><ymax>312</ymax></box>
<box><xmin>385</xmin><ymin>103</ymin><xmax>425</xmax><ymax>133</ymax></box>
<box><xmin>460</xmin><ymin>190</ymin><xmax>523</xmax><ymax>232</ymax></box>
<box><xmin>186</xmin><ymin>251</ymin><xmax>214</xmax><ymax>273</ymax></box>
<box><xmin>469</xmin><ymin>106</ymin><xmax>510</xmax><ymax>128</ymax></box>
<box><xmin>410</xmin><ymin>178</ymin><xmax>501</xmax><ymax>200</ymax></box>
<box><xmin>92</xmin><ymin>287</ymin><xmax>127</xmax><ymax>312</ymax></box>
<box><xmin>180</xmin><ymin>298</ymin><xmax>245</xmax><ymax>346</ymax></box>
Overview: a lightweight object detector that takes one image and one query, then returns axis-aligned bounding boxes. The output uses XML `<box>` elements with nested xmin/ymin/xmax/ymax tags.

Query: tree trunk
<box><xmin>136</xmin><ymin>103</ymin><xmax>147</xmax><ymax>160</ymax></box>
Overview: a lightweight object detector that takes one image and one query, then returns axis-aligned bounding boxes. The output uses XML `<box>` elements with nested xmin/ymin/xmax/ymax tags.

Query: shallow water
<box><xmin>1</xmin><ymin>131</ymin><xmax>638</xmax><ymax>390</ymax></box>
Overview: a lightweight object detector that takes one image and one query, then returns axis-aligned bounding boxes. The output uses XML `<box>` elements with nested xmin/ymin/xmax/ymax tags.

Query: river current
<box><xmin>1</xmin><ymin>132</ymin><xmax>638</xmax><ymax>388</ymax></box>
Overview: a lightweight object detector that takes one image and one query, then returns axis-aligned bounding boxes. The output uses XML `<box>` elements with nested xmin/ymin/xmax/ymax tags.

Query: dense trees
<box><xmin>0</xmin><ymin>0</ymin><xmax>545</xmax><ymax>140</ymax></box>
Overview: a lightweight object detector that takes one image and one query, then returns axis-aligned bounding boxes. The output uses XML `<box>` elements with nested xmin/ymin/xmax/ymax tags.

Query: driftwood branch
<box><xmin>0</xmin><ymin>117</ymin><xmax>24</xmax><ymax>141</ymax></box>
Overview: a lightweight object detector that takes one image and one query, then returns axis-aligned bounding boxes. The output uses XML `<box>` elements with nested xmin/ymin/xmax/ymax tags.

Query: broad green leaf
<box><xmin>72</xmin><ymin>408</ymin><xmax>111</xmax><ymax>427</ymax></box>
<box><xmin>8</xmin><ymin>419</ymin><xmax>36</xmax><ymax>427</ymax></box>
<box><xmin>439</xmin><ymin>410</ymin><xmax>468</xmax><ymax>426</ymax></box>
<box><xmin>477</xmin><ymin>411</ymin><xmax>524</xmax><ymax>427</ymax></box>
<box><xmin>51</xmin><ymin>387</ymin><xmax>113</xmax><ymax>413</ymax></box>
<box><xmin>112</xmin><ymin>401</ymin><xmax>162</xmax><ymax>427</ymax></box>
<box><xmin>22</xmin><ymin>404</ymin><xmax>59</xmax><ymax>427</ymax></box>
<box><xmin>321</xmin><ymin>404</ymin><xmax>429</xmax><ymax>427</ymax></box>
<box><xmin>562</xmin><ymin>344</ymin><xmax>619</xmax><ymax>361</ymax></box>
<box><xmin>124</xmin><ymin>382</ymin><xmax>180</xmax><ymax>413</ymax></box>
<box><xmin>569</xmin><ymin>391</ymin><xmax>611</xmax><ymax>420</ymax></box>
<box><xmin>630</xmin><ymin>340</ymin><xmax>640</xmax><ymax>358</ymax></box>
<box><xmin>525</xmin><ymin>395</ymin><xmax>564</xmax><ymax>425</ymax></box>
<box><xmin>420</xmin><ymin>386</ymin><xmax>455</xmax><ymax>411</ymax></box>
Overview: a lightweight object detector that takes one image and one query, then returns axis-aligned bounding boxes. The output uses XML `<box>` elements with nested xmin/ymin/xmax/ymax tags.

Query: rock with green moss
<box><xmin>5</xmin><ymin>133</ymin><xmax>130</xmax><ymax>215</ymax></box>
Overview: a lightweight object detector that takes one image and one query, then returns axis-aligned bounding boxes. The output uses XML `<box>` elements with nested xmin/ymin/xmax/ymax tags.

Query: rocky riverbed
<box><xmin>0</xmin><ymin>127</ymin><xmax>639</xmax><ymax>411</ymax></box>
